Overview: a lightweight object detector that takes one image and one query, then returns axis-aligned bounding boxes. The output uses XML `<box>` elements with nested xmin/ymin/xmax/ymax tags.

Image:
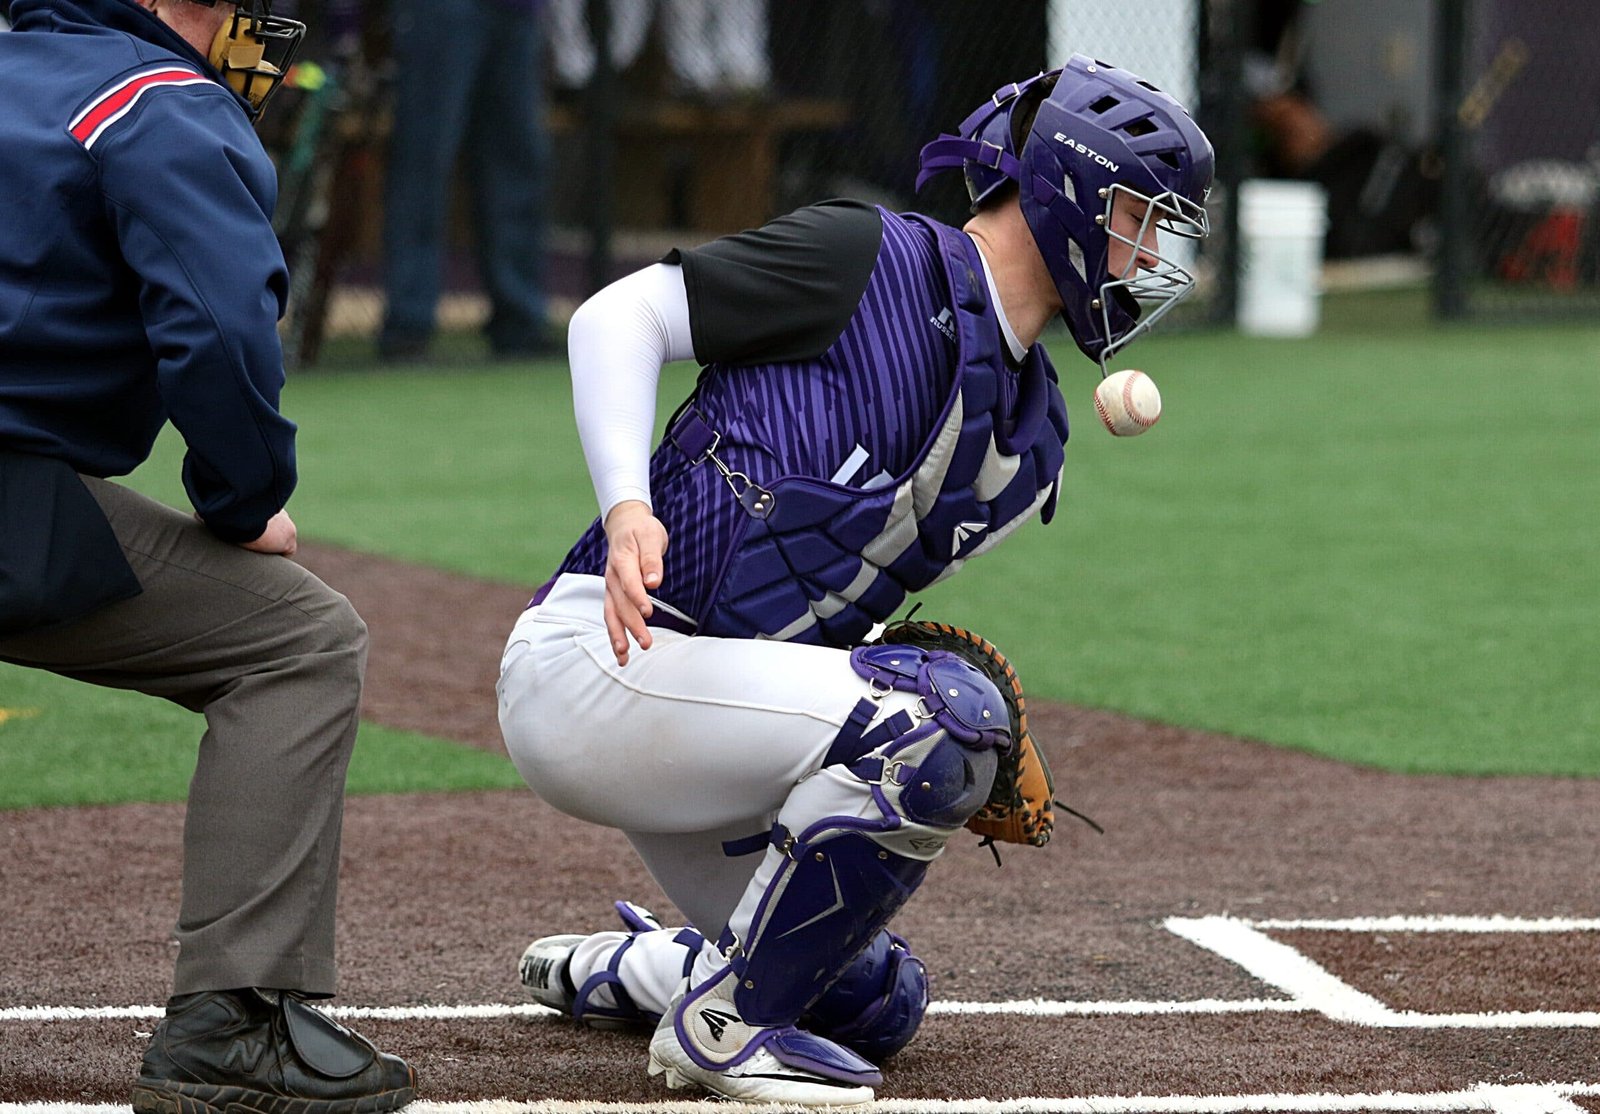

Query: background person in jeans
<box><xmin>379</xmin><ymin>0</ymin><xmax>556</xmax><ymax>362</ymax></box>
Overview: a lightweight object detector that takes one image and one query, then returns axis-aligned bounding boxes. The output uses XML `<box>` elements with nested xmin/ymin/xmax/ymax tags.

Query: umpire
<box><xmin>0</xmin><ymin>0</ymin><xmax>414</xmax><ymax>1110</ymax></box>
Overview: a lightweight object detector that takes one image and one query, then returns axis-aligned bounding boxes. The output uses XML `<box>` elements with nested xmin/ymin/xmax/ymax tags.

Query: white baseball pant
<box><xmin>497</xmin><ymin>572</ymin><xmax>919</xmax><ymax>936</ymax></box>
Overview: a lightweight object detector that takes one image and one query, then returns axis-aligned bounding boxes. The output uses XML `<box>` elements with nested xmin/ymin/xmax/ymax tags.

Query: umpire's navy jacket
<box><xmin>0</xmin><ymin>0</ymin><xmax>296</xmax><ymax>633</ymax></box>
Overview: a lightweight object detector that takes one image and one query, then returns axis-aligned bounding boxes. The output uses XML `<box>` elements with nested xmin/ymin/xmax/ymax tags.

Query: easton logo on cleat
<box><xmin>698</xmin><ymin>1007</ymin><xmax>741</xmax><ymax>1043</ymax></box>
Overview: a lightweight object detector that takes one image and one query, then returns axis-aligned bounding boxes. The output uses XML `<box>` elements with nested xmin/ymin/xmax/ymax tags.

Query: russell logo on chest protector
<box><xmin>929</xmin><ymin>306</ymin><xmax>956</xmax><ymax>343</ymax></box>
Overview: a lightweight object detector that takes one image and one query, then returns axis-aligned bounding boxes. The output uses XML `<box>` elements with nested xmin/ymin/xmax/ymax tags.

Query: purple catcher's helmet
<box><xmin>917</xmin><ymin>55</ymin><xmax>1214</xmax><ymax>370</ymax></box>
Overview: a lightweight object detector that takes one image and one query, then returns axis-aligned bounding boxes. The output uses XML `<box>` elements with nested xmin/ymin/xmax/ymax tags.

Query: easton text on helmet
<box><xmin>1053</xmin><ymin>133</ymin><xmax>1119</xmax><ymax>173</ymax></box>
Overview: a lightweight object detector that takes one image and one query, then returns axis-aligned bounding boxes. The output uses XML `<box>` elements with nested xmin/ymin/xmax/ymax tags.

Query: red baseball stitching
<box><xmin>1122</xmin><ymin>372</ymin><xmax>1156</xmax><ymax>428</ymax></box>
<box><xmin>1094</xmin><ymin>391</ymin><xmax>1116</xmax><ymax>432</ymax></box>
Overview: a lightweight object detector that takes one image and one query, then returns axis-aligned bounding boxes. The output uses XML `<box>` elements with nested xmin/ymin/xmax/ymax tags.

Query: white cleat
<box><xmin>645</xmin><ymin>972</ymin><xmax>878</xmax><ymax>1107</ymax></box>
<box><xmin>517</xmin><ymin>934</ymin><xmax>584</xmax><ymax>1013</ymax></box>
<box><xmin>647</xmin><ymin>1026</ymin><xmax>876</xmax><ymax>1107</ymax></box>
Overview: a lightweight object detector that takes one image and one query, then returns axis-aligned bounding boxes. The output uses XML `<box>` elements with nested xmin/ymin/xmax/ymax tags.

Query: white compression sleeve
<box><xmin>566</xmin><ymin>263</ymin><xmax>696</xmax><ymax>522</ymax></box>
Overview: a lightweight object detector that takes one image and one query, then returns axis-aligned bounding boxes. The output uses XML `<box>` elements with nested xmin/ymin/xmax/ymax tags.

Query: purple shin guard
<box><xmin>730</xmin><ymin>830</ymin><xmax>929</xmax><ymax>1026</ymax></box>
<box><xmin>804</xmin><ymin>929</ymin><xmax>929</xmax><ymax>1062</ymax></box>
<box><xmin>719</xmin><ymin>642</ymin><xmax>1007</xmax><ymax>1030</ymax></box>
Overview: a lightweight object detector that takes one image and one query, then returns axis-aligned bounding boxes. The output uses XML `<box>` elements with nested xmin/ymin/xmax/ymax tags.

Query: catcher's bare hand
<box><xmin>602</xmin><ymin>499</ymin><xmax>668</xmax><ymax>666</ymax></box>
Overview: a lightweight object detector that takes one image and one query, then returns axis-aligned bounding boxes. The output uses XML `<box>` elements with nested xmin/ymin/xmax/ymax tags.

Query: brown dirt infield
<box><xmin>2</xmin><ymin>542</ymin><xmax>1597</xmax><ymax>1105</ymax></box>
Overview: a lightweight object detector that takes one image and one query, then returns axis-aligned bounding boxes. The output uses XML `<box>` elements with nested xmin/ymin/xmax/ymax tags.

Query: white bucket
<box><xmin>1237</xmin><ymin>179</ymin><xmax>1329</xmax><ymax>337</ymax></box>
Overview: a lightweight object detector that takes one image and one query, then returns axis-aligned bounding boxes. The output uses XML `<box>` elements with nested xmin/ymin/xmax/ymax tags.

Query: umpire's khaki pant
<box><xmin>0</xmin><ymin>478</ymin><xmax>366</xmax><ymax>997</ymax></box>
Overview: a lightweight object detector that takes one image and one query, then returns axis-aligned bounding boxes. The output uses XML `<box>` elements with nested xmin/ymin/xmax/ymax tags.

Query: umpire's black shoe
<box><xmin>132</xmin><ymin>988</ymin><xmax>415</xmax><ymax>1114</ymax></box>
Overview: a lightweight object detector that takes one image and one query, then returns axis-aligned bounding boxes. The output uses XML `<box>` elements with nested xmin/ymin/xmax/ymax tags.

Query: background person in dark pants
<box><xmin>379</xmin><ymin>0</ymin><xmax>555</xmax><ymax>362</ymax></box>
<box><xmin>0</xmin><ymin>0</ymin><xmax>414</xmax><ymax>1109</ymax></box>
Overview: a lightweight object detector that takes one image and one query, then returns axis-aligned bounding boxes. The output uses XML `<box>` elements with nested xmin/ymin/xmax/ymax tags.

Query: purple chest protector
<box><xmin>678</xmin><ymin>216</ymin><xmax>1070</xmax><ymax>645</ymax></box>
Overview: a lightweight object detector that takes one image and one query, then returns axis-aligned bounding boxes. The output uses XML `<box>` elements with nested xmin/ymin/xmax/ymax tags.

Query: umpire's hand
<box><xmin>240</xmin><ymin>509</ymin><xmax>298</xmax><ymax>557</ymax></box>
<box><xmin>602</xmin><ymin>499</ymin><xmax>668</xmax><ymax>666</ymax></box>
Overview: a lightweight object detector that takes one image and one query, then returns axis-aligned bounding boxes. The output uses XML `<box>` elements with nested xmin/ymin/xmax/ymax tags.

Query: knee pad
<box><xmin>835</xmin><ymin>642</ymin><xmax>1007</xmax><ymax>830</ymax></box>
<box><xmin>722</xmin><ymin>643</ymin><xmax>1009</xmax><ymax>1027</ymax></box>
<box><xmin>803</xmin><ymin>929</ymin><xmax>928</xmax><ymax>1062</ymax></box>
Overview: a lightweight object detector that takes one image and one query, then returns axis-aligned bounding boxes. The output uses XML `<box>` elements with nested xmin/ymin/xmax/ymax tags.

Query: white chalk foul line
<box><xmin>0</xmin><ymin>1004</ymin><xmax>552</xmax><ymax>1023</ymax></box>
<box><xmin>1166</xmin><ymin>916</ymin><xmax>1395</xmax><ymax>1024</ymax></box>
<box><xmin>1247</xmin><ymin>916</ymin><xmax>1600</xmax><ymax>933</ymax></box>
<box><xmin>3</xmin><ymin>1083</ymin><xmax>1599</xmax><ymax>1114</ymax></box>
<box><xmin>1165</xmin><ymin>916</ymin><xmax>1600</xmax><ymax>1029</ymax></box>
<box><xmin>0</xmin><ymin>998</ymin><xmax>1307</xmax><ymax>1023</ymax></box>
<box><xmin>927</xmin><ymin>997</ymin><xmax>1307</xmax><ymax>1016</ymax></box>
<box><xmin>7</xmin><ymin>913</ymin><xmax>1596</xmax><ymax>1028</ymax></box>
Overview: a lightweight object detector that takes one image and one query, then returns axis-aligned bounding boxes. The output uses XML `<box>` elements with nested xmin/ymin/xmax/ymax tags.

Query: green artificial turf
<box><xmin>4</xmin><ymin>290</ymin><xmax>1597</xmax><ymax>803</ymax></box>
<box><xmin>115</xmin><ymin>359</ymin><xmax>608</xmax><ymax>587</ymax></box>
<box><xmin>915</xmin><ymin>311</ymin><xmax>1600</xmax><ymax>775</ymax></box>
<box><xmin>0</xmin><ymin>666</ymin><xmax>524</xmax><ymax>810</ymax></box>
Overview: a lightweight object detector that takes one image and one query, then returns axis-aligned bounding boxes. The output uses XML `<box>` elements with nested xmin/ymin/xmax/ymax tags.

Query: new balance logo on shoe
<box><xmin>698</xmin><ymin>1007</ymin><xmax>741</xmax><ymax>1044</ymax></box>
<box><xmin>220</xmin><ymin>1036</ymin><xmax>267</xmax><ymax>1073</ymax></box>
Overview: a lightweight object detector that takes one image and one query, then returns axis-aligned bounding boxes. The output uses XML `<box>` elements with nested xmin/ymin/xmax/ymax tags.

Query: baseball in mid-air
<box><xmin>1093</xmin><ymin>369</ymin><xmax>1161</xmax><ymax>437</ymax></box>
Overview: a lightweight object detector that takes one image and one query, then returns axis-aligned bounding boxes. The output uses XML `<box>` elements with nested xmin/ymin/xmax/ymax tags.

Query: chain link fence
<box><xmin>17</xmin><ymin>1</ymin><xmax>1592</xmax><ymax>361</ymax></box>
<box><xmin>1436</xmin><ymin>0</ymin><xmax>1600</xmax><ymax>319</ymax></box>
<box><xmin>1190</xmin><ymin>0</ymin><xmax>1599</xmax><ymax>326</ymax></box>
<box><xmin>266</xmin><ymin>0</ymin><xmax>1223</xmax><ymax>365</ymax></box>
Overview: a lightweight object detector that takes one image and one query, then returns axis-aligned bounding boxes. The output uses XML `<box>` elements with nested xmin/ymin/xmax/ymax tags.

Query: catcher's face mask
<box><xmin>201</xmin><ymin>0</ymin><xmax>305</xmax><ymax>118</ymax></box>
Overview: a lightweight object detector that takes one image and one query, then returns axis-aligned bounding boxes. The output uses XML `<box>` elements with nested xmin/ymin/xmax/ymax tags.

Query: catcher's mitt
<box><xmin>873</xmin><ymin>616</ymin><xmax>1096</xmax><ymax>852</ymax></box>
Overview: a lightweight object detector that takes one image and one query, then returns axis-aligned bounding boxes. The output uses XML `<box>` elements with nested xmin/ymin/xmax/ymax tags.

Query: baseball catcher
<box><xmin>499</xmin><ymin>55</ymin><xmax>1212</xmax><ymax>1106</ymax></box>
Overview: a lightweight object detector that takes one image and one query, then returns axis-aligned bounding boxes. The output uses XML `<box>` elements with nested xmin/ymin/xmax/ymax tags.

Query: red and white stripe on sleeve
<box><xmin>69</xmin><ymin>66</ymin><xmax>213</xmax><ymax>150</ymax></box>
